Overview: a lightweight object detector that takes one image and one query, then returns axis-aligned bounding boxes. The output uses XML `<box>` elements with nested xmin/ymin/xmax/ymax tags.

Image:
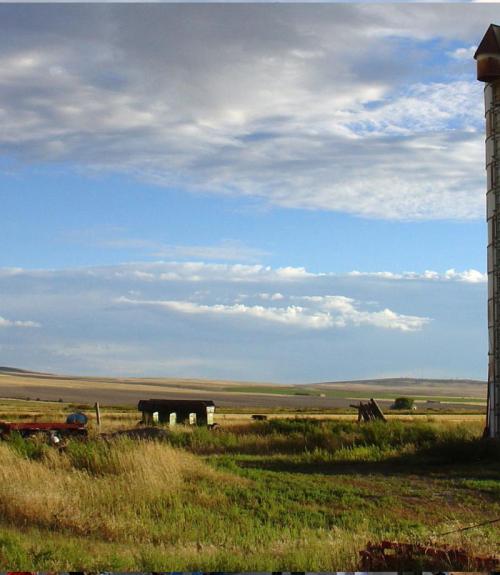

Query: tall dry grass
<box><xmin>0</xmin><ymin>419</ymin><xmax>498</xmax><ymax>571</ymax></box>
<box><xmin>0</xmin><ymin>438</ymin><xmax>223</xmax><ymax>541</ymax></box>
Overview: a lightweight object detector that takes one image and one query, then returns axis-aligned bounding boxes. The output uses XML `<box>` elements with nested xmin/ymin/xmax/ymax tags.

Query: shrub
<box><xmin>391</xmin><ymin>397</ymin><xmax>415</xmax><ymax>410</ymax></box>
<box><xmin>7</xmin><ymin>432</ymin><xmax>50</xmax><ymax>461</ymax></box>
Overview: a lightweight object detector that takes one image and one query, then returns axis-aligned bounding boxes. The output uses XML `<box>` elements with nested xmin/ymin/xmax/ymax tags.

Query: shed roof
<box><xmin>138</xmin><ymin>399</ymin><xmax>215</xmax><ymax>412</ymax></box>
<box><xmin>474</xmin><ymin>24</ymin><xmax>500</xmax><ymax>59</ymax></box>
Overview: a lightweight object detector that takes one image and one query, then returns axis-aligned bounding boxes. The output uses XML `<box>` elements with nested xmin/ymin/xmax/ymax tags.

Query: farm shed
<box><xmin>138</xmin><ymin>399</ymin><xmax>215</xmax><ymax>427</ymax></box>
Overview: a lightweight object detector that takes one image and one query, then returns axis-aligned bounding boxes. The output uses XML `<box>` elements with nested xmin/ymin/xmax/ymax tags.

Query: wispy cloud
<box><xmin>42</xmin><ymin>342</ymin><xmax>231</xmax><ymax>377</ymax></box>
<box><xmin>0</xmin><ymin>316</ymin><xmax>40</xmax><ymax>328</ymax></box>
<box><xmin>65</xmin><ymin>229</ymin><xmax>269</xmax><ymax>263</ymax></box>
<box><xmin>150</xmin><ymin>241</ymin><xmax>269</xmax><ymax>262</ymax></box>
<box><xmin>349</xmin><ymin>268</ymin><xmax>486</xmax><ymax>283</ymax></box>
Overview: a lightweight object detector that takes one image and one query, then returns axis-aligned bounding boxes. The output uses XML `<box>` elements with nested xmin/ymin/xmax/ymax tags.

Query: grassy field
<box><xmin>225</xmin><ymin>384</ymin><xmax>487</xmax><ymax>405</ymax></box>
<box><xmin>0</xmin><ymin>397</ymin><xmax>487</xmax><ymax>430</ymax></box>
<box><xmin>0</xmin><ymin>403</ymin><xmax>498</xmax><ymax>571</ymax></box>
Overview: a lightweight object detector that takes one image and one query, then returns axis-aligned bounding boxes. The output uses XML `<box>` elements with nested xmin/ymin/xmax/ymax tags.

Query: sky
<box><xmin>0</xmin><ymin>4</ymin><xmax>496</xmax><ymax>382</ymax></box>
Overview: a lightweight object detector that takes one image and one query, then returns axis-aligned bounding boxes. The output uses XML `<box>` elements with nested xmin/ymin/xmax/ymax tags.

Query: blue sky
<box><xmin>0</xmin><ymin>4</ymin><xmax>496</xmax><ymax>381</ymax></box>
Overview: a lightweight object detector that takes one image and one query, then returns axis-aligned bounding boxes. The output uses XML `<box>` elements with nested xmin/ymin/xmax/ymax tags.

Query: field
<box><xmin>0</xmin><ymin>367</ymin><xmax>487</xmax><ymax>412</ymax></box>
<box><xmin>0</xmin><ymin>393</ymin><xmax>498</xmax><ymax>571</ymax></box>
<box><xmin>0</xmin><ymin>369</ymin><xmax>496</xmax><ymax>570</ymax></box>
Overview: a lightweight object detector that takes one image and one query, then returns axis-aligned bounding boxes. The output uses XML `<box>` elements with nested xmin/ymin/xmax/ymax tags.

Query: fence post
<box><xmin>95</xmin><ymin>401</ymin><xmax>101</xmax><ymax>431</ymax></box>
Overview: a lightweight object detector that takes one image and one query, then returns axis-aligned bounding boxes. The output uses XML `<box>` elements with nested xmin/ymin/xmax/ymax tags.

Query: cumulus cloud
<box><xmin>118</xmin><ymin>297</ymin><xmax>333</xmax><ymax>329</ymax></box>
<box><xmin>0</xmin><ymin>5</ymin><xmax>494</xmax><ymax>220</ymax></box>
<box><xmin>112</xmin><ymin>262</ymin><xmax>485</xmax><ymax>285</ymax></box>
<box><xmin>0</xmin><ymin>316</ymin><xmax>40</xmax><ymax>328</ymax></box>
<box><xmin>295</xmin><ymin>295</ymin><xmax>430</xmax><ymax>331</ymax></box>
<box><xmin>258</xmin><ymin>292</ymin><xmax>285</xmax><ymax>300</ymax></box>
<box><xmin>443</xmin><ymin>268</ymin><xmax>486</xmax><ymax>283</ymax></box>
<box><xmin>117</xmin><ymin>293</ymin><xmax>430</xmax><ymax>332</ymax></box>
<box><xmin>1</xmin><ymin>262</ymin><xmax>317</xmax><ymax>283</ymax></box>
<box><xmin>448</xmin><ymin>46</ymin><xmax>477</xmax><ymax>60</ymax></box>
<box><xmin>112</xmin><ymin>262</ymin><xmax>320</xmax><ymax>283</ymax></box>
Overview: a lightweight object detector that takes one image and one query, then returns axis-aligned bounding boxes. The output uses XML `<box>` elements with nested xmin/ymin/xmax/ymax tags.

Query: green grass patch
<box><xmin>0</xmin><ymin>418</ymin><xmax>498</xmax><ymax>570</ymax></box>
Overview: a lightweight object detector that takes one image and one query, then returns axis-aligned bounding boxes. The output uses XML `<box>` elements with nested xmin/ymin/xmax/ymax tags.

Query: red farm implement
<box><xmin>360</xmin><ymin>540</ymin><xmax>500</xmax><ymax>571</ymax></box>
<box><xmin>0</xmin><ymin>420</ymin><xmax>88</xmax><ymax>441</ymax></box>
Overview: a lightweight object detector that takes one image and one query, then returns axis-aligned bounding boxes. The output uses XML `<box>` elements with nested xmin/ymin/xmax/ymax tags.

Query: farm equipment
<box><xmin>350</xmin><ymin>398</ymin><xmax>387</xmax><ymax>422</ymax></box>
<box><xmin>360</xmin><ymin>540</ymin><xmax>499</xmax><ymax>570</ymax></box>
<box><xmin>0</xmin><ymin>412</ymin><xmax>88</xmax><ymax>444</ymax></box>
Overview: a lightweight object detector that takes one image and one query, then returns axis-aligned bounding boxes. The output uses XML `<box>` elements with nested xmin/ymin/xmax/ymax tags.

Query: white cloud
<box><xmin>117</xmin><ymin>293</ymin><xmax>430</xmax><ymax>332</ymax></box>
<box><xmin>296</xmin><ymin>295</ymin><xmax>430</xmax><ymax>331</ymax></box>
<box><xmin>0</xmin><ymin>268</ymin><xmax>24</xmax><ymax>277</ymax></box>
<box><xmin>43</xmin><ymin>261</ymin><xmax>316</xmax><ymax>283</ymax></box>
<box><xmin>339</xmin><ymin>82</ymin><xmax>481</xmax><ymax>137</ymax></box>
<box><xmin>259</xmin><ymin>292</ymin><xmax>285</xmax><ymax>300</ymax></box>
<box><xmin>118</xmin><ymin>297</ymin><xmax>333</xmax><ymax>329</ymax></box>
<box><xmin>1</xmin><ymin>262</ymin><xmax>486</xmax><ymax>285</ymax></box>
<box><xmin>154</xmin><ymin>262</ymin><xmax>320</xmax><ymax>283</ymax></box>
<box><xmin>443</xmin><ymin>268</ymin><xmax>486</xmax><ymax>283</ymax></box>
<box><xmin>448</xmin><ymin>46</ymin><xmax>477</xmax><ymax>60</ymax></box>
<box><xmin>152</xmin><ymin>241</ymin><xmax>269</xmax><ymax>262</ymax></box>
<box><xmin>0</xmin><ymin>316</ymin><xmax>40</xmax><ymax>328</ymax></box>
<box><xmin>0</xmin><ymin>259</ymin><xmax>484</xmax><ymax>380</ymax></box>
<box><xmin>131</xmin><ymin>270</ymin><xmax>156</xmax><ymax>281</ymax></box>
<box><xmin>349</xmin><ymin>268</ymin><xmax>486</xmax><ymax>283</ymax></box>
<box><xmin>66</xmin><ymin>229</ymin><xmax>269</xmax><ymax>262</ymax></box>
<box><xmin>0</xmin><ymin>5</ymin><xmax>494</xmax><ymax>221</ymax></box>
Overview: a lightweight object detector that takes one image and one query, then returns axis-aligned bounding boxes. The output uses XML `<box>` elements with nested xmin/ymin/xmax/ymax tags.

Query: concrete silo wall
<box><xmin>485</xmin><ymin>81</ymin><xmax>500</xmax><ymax>438</ymax></box>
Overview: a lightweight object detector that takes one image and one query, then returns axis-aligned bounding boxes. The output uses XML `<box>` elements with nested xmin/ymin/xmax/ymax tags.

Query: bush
<box><xmin>392</xmin><ymin>397</ymin><xmax>415</xmax><ymax>410</ymax></box>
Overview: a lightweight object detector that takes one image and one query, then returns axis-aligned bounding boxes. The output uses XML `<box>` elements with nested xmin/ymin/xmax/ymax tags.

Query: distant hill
<box><xmin>310</xmin><ymin>377</ymin><xmax>486</xmax><ymax>400</ymax></box>
<box><xmin>0</xmin><ymin>367</ymin><xmax>486</xmax><ymax>408</ymax></box>
<box><xmin>313</xmin><ymin>377</ymin><xmax>486</xmax><ymax>387</ymax></box>
<box><xmin>0</xmin><ymin>366</ymin><xmax>49</xmax><ymax>375</ymax></box>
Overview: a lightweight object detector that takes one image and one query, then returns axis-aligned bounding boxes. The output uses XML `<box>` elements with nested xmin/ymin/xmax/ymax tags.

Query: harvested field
<box><xmin>0</xmin><ymin>368</ymin><xmax>487</xmax><ymax>412</ymax></box>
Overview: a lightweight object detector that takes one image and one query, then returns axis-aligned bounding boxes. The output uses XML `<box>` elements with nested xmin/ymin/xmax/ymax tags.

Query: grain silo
<box><xmin>475</xmin><ymin>24</ymin><xmax>500</xmax><ymax>438</ymax></box>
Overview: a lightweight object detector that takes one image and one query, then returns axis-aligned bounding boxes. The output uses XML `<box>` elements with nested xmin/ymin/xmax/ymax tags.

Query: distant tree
<box><xmin>392</xmin><ymin>397</ymin><xmax>415</xmax><ymax>410</ymax></box>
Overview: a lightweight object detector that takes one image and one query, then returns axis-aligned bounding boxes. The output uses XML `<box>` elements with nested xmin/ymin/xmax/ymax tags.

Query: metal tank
<box><xmin>475</xmin><ymin>24</ymin><xmax>500</xmax><ymax>438</ymax></box>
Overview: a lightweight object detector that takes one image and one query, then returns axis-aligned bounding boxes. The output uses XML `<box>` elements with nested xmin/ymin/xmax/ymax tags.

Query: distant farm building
<box><xmin>138</xmin><ymin>399</ymin><xmax>215</xmax><ymax>427</ymax></box>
